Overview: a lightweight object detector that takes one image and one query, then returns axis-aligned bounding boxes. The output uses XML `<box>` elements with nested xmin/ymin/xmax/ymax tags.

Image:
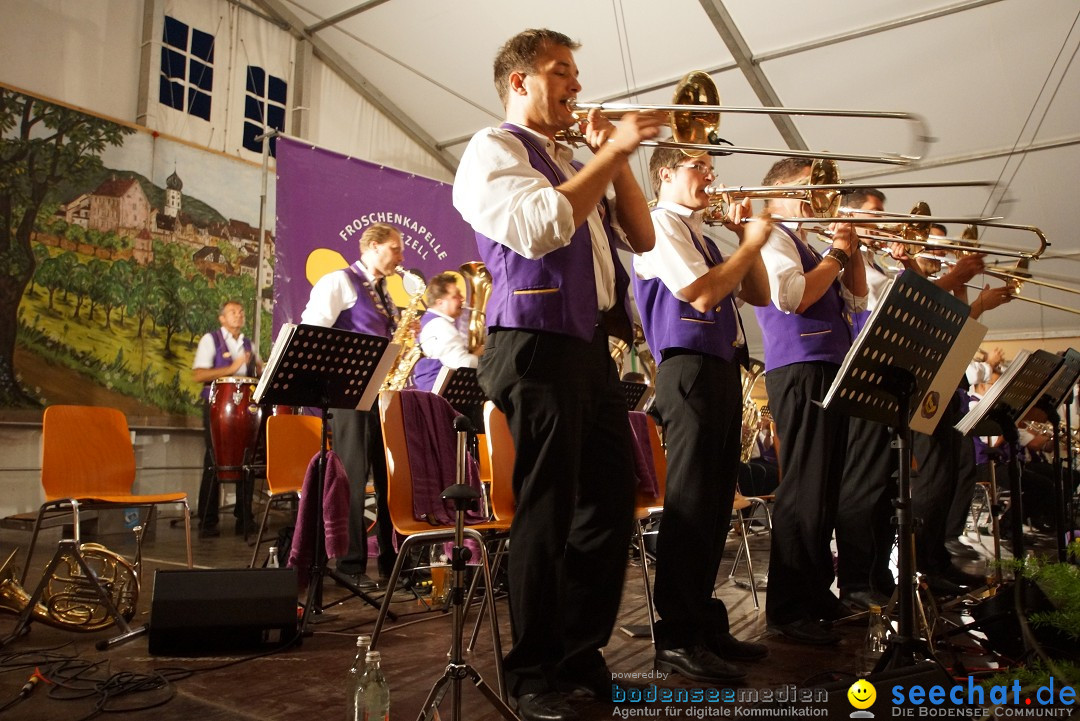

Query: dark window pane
<box><xmin>268</xmin><ymin>76</ymin><xmax>288</xmax><ymax>104</ymax></box>
<box><xmin>159</xmin><ymin>77</ymin><xmax>185</xmax><ymax>110</ymax></box>
<box><xmin>246</xmin><ymin>66</ymin><xmax>265</xmax><ymax>95</ymax></box>
<box><xmin>267</xmin><ymin>104</ymin><xmax>285</xmax><ymax>130</ymax></box>
<box><xmin>162</xmin><ymin>16</ymin><xmax>188</xmax><ymax>49</ymax></box>
<box><xmin>242</xmin><ymin>121</ymin><xmax>262</xmax><ymax>153</ymax></box>
<box><xmin>189</xmin><ymin>60</ymin><xmax>213</xmax><ymax>91</ymax></box>
<box><xmin>244</xmin><ymin>95</ymin><xmax>263</xmax><ymax>122</ymax></box>
<box><xmin>188</xmin><ymin>90</ymin><xmax>211</xmax><ymax>120</ymax></box>
<box><xmin>191</xmin><ymin>27</ymin><xmax>214</xmax><ymax>63</ymax></box>
<box><xmin>161</xmin><ymin>48</ymin><xmax>186</xmax><ymax>80</ymax></box>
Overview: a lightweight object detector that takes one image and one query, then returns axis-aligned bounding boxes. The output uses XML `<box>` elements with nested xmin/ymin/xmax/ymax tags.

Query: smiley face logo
<box><xmin>848</xmin><ymin>678</ymin><xmax>876</xmax><ymax>710</ymax></box>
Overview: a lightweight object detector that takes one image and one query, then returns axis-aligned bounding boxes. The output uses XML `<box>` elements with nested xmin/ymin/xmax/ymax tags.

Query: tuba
<box><xmin>458</xmin><ymin>261</ymin><xmax>492</xmax><ymax>353</ymax></box>
<box><xmin>0</xmin><ymin>544</ymin><xmax>138</xmax><ymax>632</ymax></box>
<box><xmin>380</xmin><ymin>267</ymin><xmax>428</xmax><ymax>392</ymax></box>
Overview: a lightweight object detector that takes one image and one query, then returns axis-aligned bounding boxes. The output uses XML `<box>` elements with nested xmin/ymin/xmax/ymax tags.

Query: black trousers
<box><xmin>836</xmin><ymin>415</ymin><xmax>897</xmax><ymax>595</ymax></box>
<box><xmin>764</xmin><ymin>362</ymin><xmax>848</xmax><ymax>625</ymax></box>
<box><xmin>945</xmin><ymin>434</ymin><xmax>979</xmax><ymax>538</ymax></box>
<box><xmin>912</xmin><ymin>391</ymin><xmax>965</xmax><ymax>575</ymax></box>
<box><xmin>651</xmin><ymin>353</ymin><xmax>741</xmax><ymax>650</ymax></box>
<box><xmin>478</xmin><ymin>327</ymin><xmax>635</xmax><ymax>697</ymax></box>
<box><xmin>331</xmin><ymin>408</ymin><xmax>396</xmax><ymax>578</ymax></box>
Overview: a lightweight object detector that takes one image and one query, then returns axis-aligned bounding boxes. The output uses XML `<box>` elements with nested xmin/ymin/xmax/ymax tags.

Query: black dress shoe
<box><xmin>515</xmin><ymin>691</ymin><xmax>578</xmax><ymax>721</ymax></box>
<box><xmin>198</xmin><ymin>525</ymin><xmax>220</xmax><ymax>538</ymax></box>
<box><xmin>921</xmin><ymin>574</ymin><xmax>963</xmax><ymax>598</ymax></box>
<box><xmin>816</xmin><ymin>595</ymin><xmax>854</xmax><ymax>623</ymax></box>
<box><xmin>558</xmin><ymin>664</ymin><xmax>615</xmax><ymax>700</ymax></box>
<box><xmin>342</xmin><ymin>572</ymin><xmax>378</xmax><ymax>590</ymax></box>
<box><xmin>711</xmin><ymin>632</ymin><xmax>768</xmax><ymax>661</ymax></box>
<box><xmin>941</xmin><ymin>566</ymin><xmax>985</xmax><ymax>588</ymax></box>
<box><xmin>234</xmin><ymin>517</ymin><xmax>256</xmax><ymax>535</ymax></box>
<box><xmin>767</xmin><ymin>618</ymin><xmax>840</xmax><ymax>645</ymax></box>
<box><xmin>655</xmin><ymin>645</ymin><xmax>747</xmax><ymax>683</ymax></box>
<box><xmin>944</xmin><ymin>539</ymin><xmax>981</xmax><ymax>559</ymax></box>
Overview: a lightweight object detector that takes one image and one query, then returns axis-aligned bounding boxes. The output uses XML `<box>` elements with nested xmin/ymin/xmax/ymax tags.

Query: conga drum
<box><xmin>208</xmin><ymin>377</ymin><xmax>261</xmax><ymax>481</ymax></box>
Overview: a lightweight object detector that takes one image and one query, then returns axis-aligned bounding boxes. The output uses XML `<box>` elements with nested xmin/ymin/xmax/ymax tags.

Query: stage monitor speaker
<box><xmin>149</xmin><ymin>567</ymin><xmax>298</xmax><ymax>655</ymax></box>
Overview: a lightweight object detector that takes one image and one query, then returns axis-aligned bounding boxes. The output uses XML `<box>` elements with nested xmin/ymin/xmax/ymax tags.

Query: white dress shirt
<box><xmin>300</xmin><ymin>260</ymin><xmax>379</xmax><ymax>328</ymax></box>
<box><xmin>192</xmin><ymin>328</ymin><xmax>253</xmax><ymax>372</ymax></box>
<box><xmin>420</xmin><ymin>311</ymin><xmax>478</xmax><ymax>370</ymax></box>
<box><xmin>759</xmin><ymin>223</ymin><xmax>867</xmax><ymax>314</ymax></box>
<box><xmin>453</xmin><ymin>123</ymin><xmax>630</xmax><ymax>311</ymax></box>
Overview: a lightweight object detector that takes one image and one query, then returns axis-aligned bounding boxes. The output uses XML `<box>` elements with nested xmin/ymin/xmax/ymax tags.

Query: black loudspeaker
<box><xmin>149</xmin><ymin>568</ymin><xmax>298</xmax><ymax>655</ymax></box>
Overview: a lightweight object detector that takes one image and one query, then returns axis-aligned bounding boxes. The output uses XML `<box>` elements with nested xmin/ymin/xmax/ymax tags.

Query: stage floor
<box><xmin>0</xmin><ymin>505</ymin><xmax>1040</xmax><ymax>721</ymax></box>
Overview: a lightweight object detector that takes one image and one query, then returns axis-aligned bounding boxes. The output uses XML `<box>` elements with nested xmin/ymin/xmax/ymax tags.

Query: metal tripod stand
<box><xmin>416</xmin><ymin>416</ymin><xmax>517</xmax><ymax>721</ymax></box>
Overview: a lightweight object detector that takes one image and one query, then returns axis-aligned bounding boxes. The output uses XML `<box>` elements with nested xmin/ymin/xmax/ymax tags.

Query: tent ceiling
<box><xmin>254</xmin><ymin>0</ymin><xmax>1080</xmax><ymax>341</ymax></box>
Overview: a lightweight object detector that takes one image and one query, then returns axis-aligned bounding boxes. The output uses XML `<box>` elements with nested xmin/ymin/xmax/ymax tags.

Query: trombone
<box><xmin>561</xmin><ymin>71</ymin><xmax>929</xmax><ymax>166</ymax></box>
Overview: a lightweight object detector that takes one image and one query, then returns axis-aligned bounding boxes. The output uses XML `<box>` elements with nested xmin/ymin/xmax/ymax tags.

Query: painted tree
<box><xmin>0</xmin><ymin>89</ymin><xmax>133</xmax><ymax>405</ymax></box>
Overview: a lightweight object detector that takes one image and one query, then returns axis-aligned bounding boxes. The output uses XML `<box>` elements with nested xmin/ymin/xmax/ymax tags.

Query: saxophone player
<box><xmin>300</xmin><ymin>222</ymin><xmax>401</xmax><ymax>590</ymax></box>
<box><xmin>411</xmin><ymin>272</ymin><xmax>482</xmax><ymax>391</ymax></box>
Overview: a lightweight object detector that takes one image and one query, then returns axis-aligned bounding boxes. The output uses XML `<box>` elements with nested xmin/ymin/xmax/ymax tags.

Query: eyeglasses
<box><xmin>676</xmin><ymin>162</ymin><xmax>714</xmax><ymax>176</ymax></box>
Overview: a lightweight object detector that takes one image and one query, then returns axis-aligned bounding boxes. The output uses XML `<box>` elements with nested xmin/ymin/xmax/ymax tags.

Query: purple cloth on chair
<box><xmin>400</xmin><ymin>390</ymin><xmax>484</xmax><ymax>525</ymax></box>
<box><xmin>288</xmin><ymin>449</ymin><xmax>350</xmax><ymax>588</ymax></box>
<box><xmin>628</xmin><ymin>411</ymin><xmax>660</xmax><ymax>497</ymax></box>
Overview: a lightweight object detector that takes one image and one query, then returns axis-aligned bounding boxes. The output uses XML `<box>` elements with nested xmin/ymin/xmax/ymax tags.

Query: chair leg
<box><xmin>180</xmin><ymin>500</ymin><xmax>193</xmax><ymax>568</ymax></box>
<box><xmin>249</xmin><ymin>495</ymin><xmax>276</xmax><ymax>568</ymax></box>
<box><xmin>731</xmin><ymin>512</ymin><xmax>759</xmax><ymax>609</ymax></box>
<box><xmin>635</xmin><ymin>520</ymin><xmax>657</xmax><ymax>642</ymax></box>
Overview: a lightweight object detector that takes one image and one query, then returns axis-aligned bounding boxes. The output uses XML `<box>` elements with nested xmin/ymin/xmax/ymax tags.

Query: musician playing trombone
<box><xmin>753</xmin><ymin>157</ymin><xmax>867</xmax><ymax>645</ymax></box>
<box><xmin>632</xmin><ymin>147</ymin><xmax>772</xmax><ymax>683</ymax></box>
<box><xmin>453</xmin><ymin>28</ymin><xmax>664</xmax><ymax>721</ymax></box>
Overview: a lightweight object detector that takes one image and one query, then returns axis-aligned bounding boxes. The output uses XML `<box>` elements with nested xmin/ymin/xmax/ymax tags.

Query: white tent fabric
<box><xmin>3</xmin><ymin>0</ymin><xmax>1078</xmax><ymax>348</ymax></box>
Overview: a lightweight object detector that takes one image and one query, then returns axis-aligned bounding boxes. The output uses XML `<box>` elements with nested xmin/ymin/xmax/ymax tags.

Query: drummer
<box><xmin>192</xmin><ymin>300</ymin><xmax>262</xmax><ymax>538</ymax></box>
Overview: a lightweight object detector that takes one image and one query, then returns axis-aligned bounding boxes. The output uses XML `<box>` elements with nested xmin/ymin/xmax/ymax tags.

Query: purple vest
<box><xmin>411</xmin><ymin>311</ymin><xmax>443</xmax><ymax>392</ymax></box>
<box><xmin>200</xmin><ymin>330</ymin><xmax>254</xmax><ymax>400</ymax></box>
<box><xmin>472</xmin><ymin>124</ymin><xmax>632</xmax><ymax>344</ymax></box>
<box><xmin>332</xmin><ymin>263</ymin><xmax>395</xmax><ymax>338</ymax></box>
<box><xmin>632</xmin><ymin>214</ymin><xmax>742</xmax><ymax>363</ymax></box>
<box><xmin>754</xmin><ymin>226</ymin><xmax>853</xmax><ymax>372</ymax></box>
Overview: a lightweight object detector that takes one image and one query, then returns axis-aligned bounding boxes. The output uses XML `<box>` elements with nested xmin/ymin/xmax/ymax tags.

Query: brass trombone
<box><xmin>561</xmin><ymin>71</ymin><xmax>930</xmax><ymax>165</ymax></box>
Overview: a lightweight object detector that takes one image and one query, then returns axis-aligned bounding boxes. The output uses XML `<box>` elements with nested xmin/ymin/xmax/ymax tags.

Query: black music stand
<box><xmin>1019</xmin><ymin>348</ymin><xmax>1080</xmax><ymax>562</ymax></box>
<box><xmin>253</xmin><ymin>323</ymin><xmax>399</xmax><ymax>633</ymax></box>
<box><xmin>620</xmin><ymin>379</ymin><xmax>654</xmax><ymax>412</ymax></box>
<box><xmin>824</xmin><ymin>270</ymin><xmax>979</xmax><ymax>671</ymax></box>
<box><xmin>433</xmin><ymin>366</ymin><xmax>486</xmax><ymax>420</ymax></box>
<box><xmin>958</xmin><ymin>349</ymin><xmax>1065</xmax><ymax>560</ymax></box>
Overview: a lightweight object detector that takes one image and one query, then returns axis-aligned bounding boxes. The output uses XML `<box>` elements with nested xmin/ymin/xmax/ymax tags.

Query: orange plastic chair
<box><xmin>372</xmin><ymin>390</ymin><xmax>509</xmax><ymax>697</ymax></box>
<box><xmin>23</xmin><ymin>405</ymin><xmax>193</xmax><ymax>583</ymax></box>
<box><xmin>248</xmin><ymin>414</ymin><xmax>323</xmax><ymax>567</ymax></box>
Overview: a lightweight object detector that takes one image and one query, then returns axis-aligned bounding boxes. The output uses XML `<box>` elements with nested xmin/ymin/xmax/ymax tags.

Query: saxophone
<box><xmin>380</xmin><ymin>267</ymin><xmax>428</xmax><ymax>391</ymax></box>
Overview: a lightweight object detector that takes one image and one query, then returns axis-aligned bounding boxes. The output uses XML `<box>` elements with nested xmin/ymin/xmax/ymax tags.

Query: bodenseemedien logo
<box><xmin>849</xmin><ymin>678</ymin><xmax>877</xmax><ymax>718</ymax></box>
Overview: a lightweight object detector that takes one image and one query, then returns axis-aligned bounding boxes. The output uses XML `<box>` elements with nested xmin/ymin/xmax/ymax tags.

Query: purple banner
<box><xmin>274</xmin><ymin>136</ymin><xmax>477</xmax><ymax>331</ymax></box>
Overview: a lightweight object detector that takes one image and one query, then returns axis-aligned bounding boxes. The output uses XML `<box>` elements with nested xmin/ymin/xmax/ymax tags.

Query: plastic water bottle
<box><xmin>346</xmin><ymin>635</ymin><xmax>372</xmax><ymax>721</ymax></box>
<box><xmin>862</xmin><ymin>604</ymin><xmax>890</xmax><ymax>673</ymax></box>
<box><xmin>267</xmin><ymin>546</ymin><xmax>280</xmax><ymax>569</ymax></box>
<box><xmin>357</xmin><ymin>650</ymin><xmax>389</xmax><ymax>720</ymax></box>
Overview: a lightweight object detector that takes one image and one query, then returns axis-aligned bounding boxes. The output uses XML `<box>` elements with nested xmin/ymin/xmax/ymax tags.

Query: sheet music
<box><xmin>253</xmin><ymin>323</ymin><xmax>297</xmax><ymax>404</ymax></box>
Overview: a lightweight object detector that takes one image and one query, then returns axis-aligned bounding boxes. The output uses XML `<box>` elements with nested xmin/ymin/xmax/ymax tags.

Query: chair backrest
<box><xmin>41</xmin><ymin>405</ymin><xmax>136</xmax><ymax>500</ymax></box>
<box><xmin>636</xmin><ymin>413</ymin><xmax>667</xmax><ymax>509</ymax></box>
<box><xmin>265</xmin><ymin>414</ymin><xmax>323</xmax><ymax>496</ymax></box>
<box><xmin>483</xmin><ymin>402</ymin><xmax>516</xmax><ymax>523</ymax></box>
<box><xmin>379</xmin><ymin>390</ymin><xmax>426</xmax><ymax>535</ymax></box>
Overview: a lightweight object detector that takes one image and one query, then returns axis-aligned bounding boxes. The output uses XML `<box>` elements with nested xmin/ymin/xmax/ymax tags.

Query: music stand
<box><xmin>253</xmin><ymin>323</ymin><xmax>399</xmax><ymax>633</ymax></box>
<box><xmin>824</xmin><ymin>270</ymin><xmax>984</xmax><ymax>671</ymax></box>
<box><xmin>1018</xmin><ymin>348</ymin><xmax>1080</xmax><ymax>561</ymax></box>
<box><xmin>957</xmin><ymin>348</ymin><xmax>1063</xmax><ymax>560</ymax></box>
<box><xmin>432</xmin><ymin>366</ymin><xmax>486</xmax><ymax>420</ymax></box>
<box><xmin>620</xmin><ymin>379</ymin><xmax>654</xmax><ymax>412</ymax></box>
